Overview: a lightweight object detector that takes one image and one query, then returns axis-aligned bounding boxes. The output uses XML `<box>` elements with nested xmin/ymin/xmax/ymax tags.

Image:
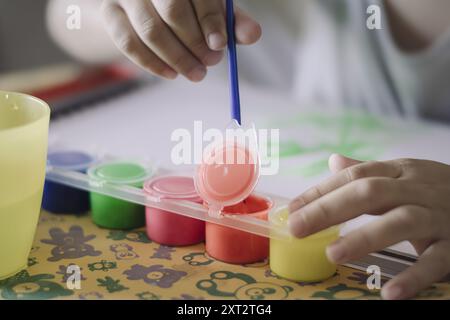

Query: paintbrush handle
<box><xmin>226</xmin><ymin>0</ymin><xmax>241</xmax><ymax>125</ymax></box>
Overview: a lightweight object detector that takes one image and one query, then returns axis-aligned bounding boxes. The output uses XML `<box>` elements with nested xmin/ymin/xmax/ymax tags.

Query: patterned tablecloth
<box><xmin>1</xmin><ymin>210</ymin><xmax>449</xmax><ymax>300</ymax></box>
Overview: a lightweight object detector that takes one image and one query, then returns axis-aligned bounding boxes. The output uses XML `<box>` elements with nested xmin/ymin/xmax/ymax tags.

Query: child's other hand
<box><xmin>100</xmin><ymin>0</ymin><xmax>261</xmax><ymax>81</ymax></box>
<box><xmin>289</xmin><ymin>154</ymin><xmax>450</xmax><ymax>300</ymax></box>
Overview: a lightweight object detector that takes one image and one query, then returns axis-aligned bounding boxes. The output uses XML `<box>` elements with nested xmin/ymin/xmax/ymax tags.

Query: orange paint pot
<box><xmin>205</xmin><ymin>194</ymin><xmax>272</xmax><ymax>265</ymax></box>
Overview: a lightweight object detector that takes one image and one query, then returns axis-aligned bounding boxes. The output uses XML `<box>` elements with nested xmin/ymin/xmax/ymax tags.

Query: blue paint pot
<box><xmin>42</xmin><ymin>151</ymin><xmax>95</xmax><ymax>214</ymax></box>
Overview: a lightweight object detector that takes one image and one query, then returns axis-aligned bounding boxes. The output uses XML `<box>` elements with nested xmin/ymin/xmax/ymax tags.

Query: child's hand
<box><xmin>100</xmin><ymin>0</ymin><xmax>261</xmax><ymax>81</ymax></box>
<box><xmin>289</xmin><ymin>154</ymin><xmax>450</xmax><ymax>300</ymax></box>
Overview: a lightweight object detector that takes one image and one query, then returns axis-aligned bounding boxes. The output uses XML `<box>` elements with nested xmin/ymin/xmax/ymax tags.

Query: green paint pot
<box><xmin>88</xmin><ymin>161</ymin><xmax>152</xmax><ymax>229</ymax></box>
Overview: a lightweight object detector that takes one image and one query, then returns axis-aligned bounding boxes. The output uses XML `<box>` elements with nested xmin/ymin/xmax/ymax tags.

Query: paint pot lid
<box><xmin>47</xmin><ymin>151</ymin><xmax>95</xmax><ymax>171</ymax></box>
<box><xmin>88</xmin><ymin>161</ymin><xmax>152</xmax><ymax>185</ymax></box>
<box><xmin>195</xmin><ymin>141</ymin><xmax>260</xmax><ymax>216</ymax></box>
<box><xmin>144</xmin><ymin>176</ymin><xmax>201</xmax><ymax>201</ymax></box>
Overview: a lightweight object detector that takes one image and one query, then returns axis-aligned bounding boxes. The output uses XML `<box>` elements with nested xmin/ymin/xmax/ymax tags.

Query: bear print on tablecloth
<box><xmin>264</xmin><ymin>270</ymin><xmax>323</xmax><ymax>287</ymax></box>
<box><xmin>182</xmin><ymin>252</ymin><xmax>214</xmax><ymax>266</ymax></box>
<box><xmin>312</xmin><ymin>284</ymin><xmax>380</xmax><ymax>300</ymax></box>
<box><xmin>97</xmin><ymin>276</ymin><xmax>129</xmax><ymax>293</ymax></box>
<box><xmin>124</xmin><ymin>264</ymin><xmax>187</xmax><ymax>288</ymax></box>
<box><xmin>197</xmin><ymin>271</ymin><xmax>293</xmax><ymax>300</ymax></box>
<box><xmin>136</xmin><ymin>291</ymin><xmax>160</xmax><ymax>300</ymax></box>
<box><xmin>41</xmin><ymin>226</ymin><xmax>101</xmax><ymax>261</ymax></box>
<box><xmin>110</xmin><ymin>243</ymin><xmax>139</xmax><ymax>260</ymax></box>
<box><xmin>151</xmin><ymin>245</ymin><xmax>176</xmax><ymax>260</ymax></box>
<box><xmin>0</xmin><ymin>270</ymin><xmax>73</xmax><ymax>300</ymax></box>
<box><xmin>88</xmin><ymin>260</ymin><xmax>117</xmax><ymax>272</ymax></box>
<box><xmin>107</xmin><ymin>230</ymin><xmax>151</xmax><ymax>243</ymax></box>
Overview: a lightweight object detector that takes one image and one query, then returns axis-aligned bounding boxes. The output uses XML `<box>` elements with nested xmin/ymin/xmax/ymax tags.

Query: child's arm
<box><xmin>289</xmin><ymin>154</ymin><xmax>450</xmax><ymax>300</ymax></box>
<box><xmin>46</xmin><ymin>0</ymin><xmax>121</xmax><ymax>64</ymax></box>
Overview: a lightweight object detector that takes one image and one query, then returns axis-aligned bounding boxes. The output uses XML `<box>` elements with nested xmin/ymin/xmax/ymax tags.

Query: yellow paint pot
<box><xmin>269</xmin><ymin>207</ymin><xmax>340</xmax><ymax>282</ymax></box>
<box><xmin>0</xmin><ymin>91</ymin><xmax>50</xmax><ymax>279</ymax></box>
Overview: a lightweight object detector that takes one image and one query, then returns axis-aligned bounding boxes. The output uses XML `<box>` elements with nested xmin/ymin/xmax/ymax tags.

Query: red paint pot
<box><xmin>144</xmin><ymin>176</ymin><xmax>205</xmax><ymax>246</ymax></box>
<box><xmin>205</xmin><ymin>194</ymin><xmax>272</xmax><ymax>264</ymax></box>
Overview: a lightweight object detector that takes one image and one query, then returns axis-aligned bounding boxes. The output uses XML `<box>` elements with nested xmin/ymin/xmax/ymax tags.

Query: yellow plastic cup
<box><xmin>270</xmin><ymin>207</ymin><xmax>340</xmax><ymax>282</ymax></box>
<box><xmin>0</xmin><ymin>91</ymin><xmax>50</xmax><ymax>279</ymax></box>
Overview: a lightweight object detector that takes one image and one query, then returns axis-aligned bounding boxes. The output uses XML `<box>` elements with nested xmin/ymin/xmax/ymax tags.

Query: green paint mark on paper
<box><xmin>266</xmin><ymin>110</ymin><xmax>410</xmax><ymax>177</ymax></box>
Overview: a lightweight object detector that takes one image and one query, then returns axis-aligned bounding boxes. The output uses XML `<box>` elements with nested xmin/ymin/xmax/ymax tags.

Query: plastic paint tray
<box><xmin>45</xmin><ymin>165</ymin><xmax>292</xmax><ymax>240</ymax></box>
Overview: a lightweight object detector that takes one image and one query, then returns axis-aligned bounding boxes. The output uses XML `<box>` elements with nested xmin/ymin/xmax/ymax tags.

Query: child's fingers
<box><xmin>411</xmin><ymin>239</ymin><xmax>435</xmax><ymax>255</ymax></box>
<box><xmin>192</xmin><ymin>0</ymin><xmax>227</xmax><ymax>51</ymax></box>
<box><xmin>152</xmin><ymin>0</ymin><xmax>223</xmax><ymax>66</ymax></box>
<box><xmin>120</xmin><ymin>0</ymin><xmax>206</xmax><ymax>82</ymax></box>
<box><xmin>234</xmin><ymin>6</ymin><xmax>262</xmax><ymax>45</ymax></box>
<box><xmin>328</xmin><ymin>154</ymin><xmax>363</xmax><ymax>174</ymax></box>
<box><xmin>381</xmin><ymin>240</ymin><xmax>450</xmax><ymax>300</ymax></box>
<box><xmin>326</xmin><ymin>205</ymin><xmax>435</xmax><ymax>264</ymax></box>
<box><xmin>289</xmin><ymin>178</ymin><xmax>426</xmax><ymax>238</ymax></box>
<box><xmin>289</xmin><ymin>160</ymin><xmax>402</xmax><ymax>214</ymax></box>
<box><xmin>100</xmin><ymin>2</ymin><xmax>176</xmax><ymax>79</ymax></box>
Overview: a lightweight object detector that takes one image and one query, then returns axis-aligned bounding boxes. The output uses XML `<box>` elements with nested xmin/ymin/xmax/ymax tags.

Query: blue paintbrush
<box><xmin>226</xmin><ymin>0</ymin><xmax>241</xmax><ymax>125</ymax></box>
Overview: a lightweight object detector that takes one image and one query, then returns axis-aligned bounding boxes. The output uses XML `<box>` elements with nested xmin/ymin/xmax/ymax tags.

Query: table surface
<box><xmin>1</xmin><ymin>210</ymin><xmax>449</xmax><ymax>300</ymax></box>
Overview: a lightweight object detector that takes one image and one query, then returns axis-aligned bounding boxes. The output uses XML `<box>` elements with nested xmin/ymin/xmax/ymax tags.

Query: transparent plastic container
<box><xmin>45</xmin><ymin>153</ymin><xmax>346</xmax><ymax>278</ymax></box>
<box><xmin>45</xmin><ymin>157</ymin><xmax>291</xmax><ymax>239</ymax></box>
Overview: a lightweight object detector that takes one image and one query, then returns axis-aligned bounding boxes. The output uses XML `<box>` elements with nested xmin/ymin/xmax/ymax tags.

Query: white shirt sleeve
<box><xmin>238</xmin><ymin>0</ymin><xmax>450</xmax><ymax>122</ymax></box>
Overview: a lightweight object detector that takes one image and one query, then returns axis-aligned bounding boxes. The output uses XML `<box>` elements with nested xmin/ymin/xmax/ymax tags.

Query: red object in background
<box><xmin>31</xmin><ymin>65</ymin><xmax>134</xmax><ymax>101</ymax></box>
<box><xmin>31</xmin><ymin>65</ymin><xmax>140</xmax><ymax>115</ymax></box>
<box><xmin>205</xmin><ymin>194</ymin><xmax>272</xmax><ymax>264</ymax></box>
